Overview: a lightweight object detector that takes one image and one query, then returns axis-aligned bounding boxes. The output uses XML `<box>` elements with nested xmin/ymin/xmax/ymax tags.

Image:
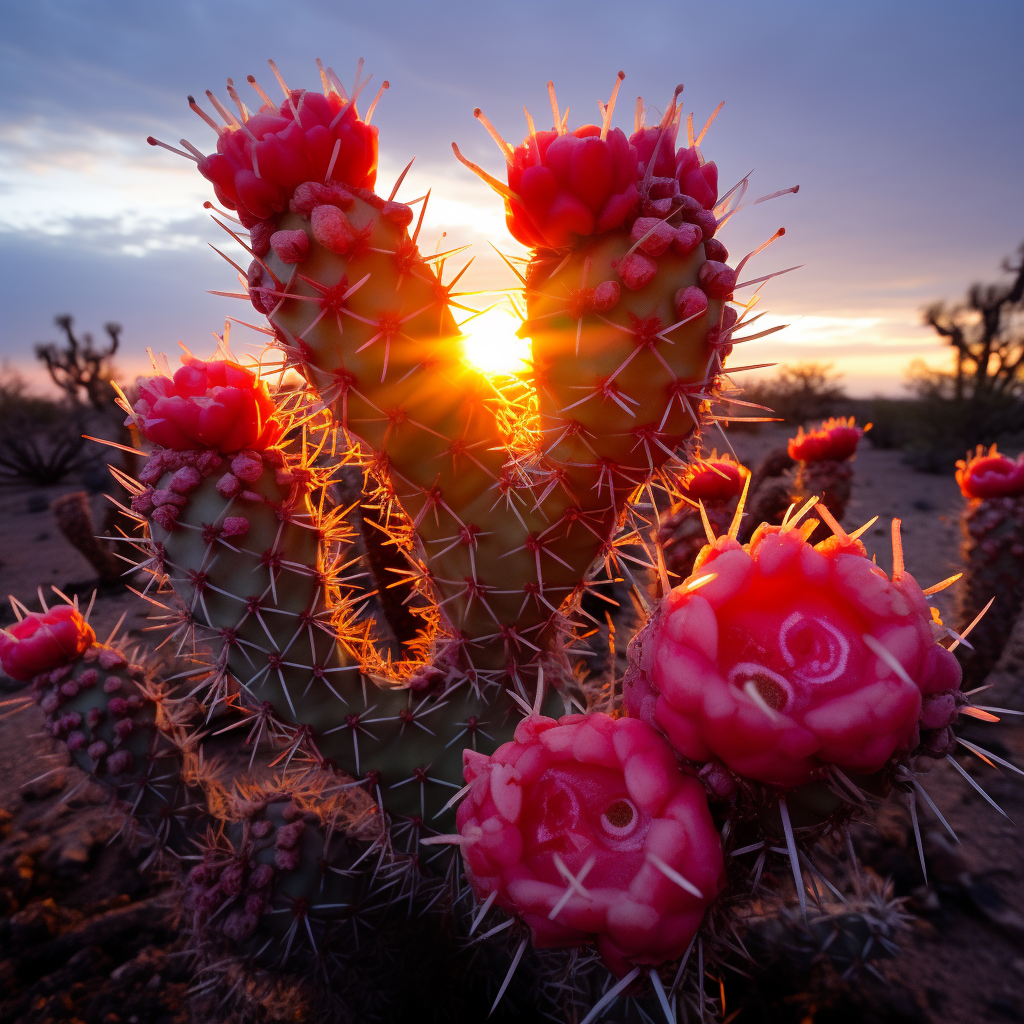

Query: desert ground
<box><xmin>0</xmin><ymin>426</ymin><xmax>1022</xmax><ymax>1023</ymax></box>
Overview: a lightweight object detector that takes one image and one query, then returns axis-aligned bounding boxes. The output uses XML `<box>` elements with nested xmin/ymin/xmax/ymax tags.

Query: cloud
<box><xmin>0</xmin><ymin>0</ymin><xmax>1020</xmax><ymax>400</ymax></box>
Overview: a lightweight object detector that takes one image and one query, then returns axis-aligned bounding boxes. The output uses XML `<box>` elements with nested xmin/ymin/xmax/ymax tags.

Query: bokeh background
<box><xmin>1</xmin><ymin>0</ymin><xmax>1021</xmax><ymax>393</ymax></box>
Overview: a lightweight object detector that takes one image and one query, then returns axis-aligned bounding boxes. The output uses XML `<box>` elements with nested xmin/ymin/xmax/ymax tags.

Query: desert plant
<box><xmin>35</xmin><ymin>315</ymin><xmax>121</xmax><ymax>412</ymax></box>
<box><xmin>50</xmin><ymin>491</ymin><xmax>124</xmax><ymax>585</ymax></box>
<box><xmin>5</xmin><ymin>59</ymin><xmax>1017</xmax><ymax>1023</ymax></box>
<box><xmin>954</xmin><ymin>444</ymin><xmax>1024</xmax><ymax>686</ymax></box>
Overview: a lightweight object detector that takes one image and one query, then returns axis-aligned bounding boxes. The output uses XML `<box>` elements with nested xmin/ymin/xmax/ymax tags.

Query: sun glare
<box><xmin>460</xmin><ymin>307</ymin><xmax>532</xmax><ymax>376</ymax></box>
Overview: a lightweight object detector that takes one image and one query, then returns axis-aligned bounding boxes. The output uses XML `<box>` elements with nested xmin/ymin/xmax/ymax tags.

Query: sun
<box><xmin>459</xmin><ymin>307</ymin><xmax>532</xmax><ymax>376</ymax></box>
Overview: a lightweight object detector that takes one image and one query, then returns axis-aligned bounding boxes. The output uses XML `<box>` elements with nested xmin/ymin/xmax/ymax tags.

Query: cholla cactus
<box><xmin>743</xmin><ymin>416</ymin><xmax>866</xmax><ymax>544</ymax></box>
<box><xmin>4</xmin><ymin>57</ymin><xmax>1014</xmax><ymax>1022</ymax></box>
<box><xmin>0</xmin><ymin>599</ymin><xmax>195</xmax><ymax>853</ymax></box>
<box><xmin>622</xmin><ymin>497</ymin><xmax>1014</xmax><ymax>906</ymax></box>
<box><xmin>658</xmin><ymin>452</ymin><xmax>749</xmax><ymax>583</ymax></box>
<box><xmin>788</xmin><ymin>416</ymin><xmax>866</xmax><ymax>542</ymax></box>
<box><xmin>955</xmin><ymin>443</ymin><xmax>1024</xmax><ymax>685</ymax></box>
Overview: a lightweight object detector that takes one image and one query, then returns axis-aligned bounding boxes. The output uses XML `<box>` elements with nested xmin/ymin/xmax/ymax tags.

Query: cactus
<box><xmin>4</xmin><ymin>56</ymin><xmax>1014</xmax><ymax>1023</ymax></box>
<box><xmin>50</xmin><ymin>491</ymin><xmax>124</xmax><ymax>585</ymax></box>
<box><xmin>954</xmin><ymin>444</ymin><xmax>1024</xmax><ymax>685</ymax></box>
<box><xmin>454</xmin><ymin>710</ymin><xmax>725</xmax><ymax>978</ymax></box>
<box><xmin>0</xmin><ymin>600</ymin><xmax>195</xmax><ymax>852</ymax></box>
<box><xmin>741</xmin><ymin>417</ymin><xmax>866</xmax><ymax>544</ymax></box>
<box><xmin>123</xmin><ymin>351</ymin><xmax>548</xmax><ymax>835</ymax></box>
<box><xmin>658</xmin><ymin>452</ymin><xmax>749</xmax><ymax>583</ymax></box>
<box><xmin>788</xmin><ymin>417</ymin><xmax>866</xmax><ymax>543</ymax></box>
<box><xmin>624</xmin><ymin>509</ymin><xmax>961</xmax><ymax>789</ymax></box>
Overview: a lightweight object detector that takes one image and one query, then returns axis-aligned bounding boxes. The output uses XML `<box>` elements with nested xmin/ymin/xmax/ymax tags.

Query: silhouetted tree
<box><xmin>35</xmin><ymin>315</ymin><xmax>121</xmax><ymax>411</ymax></box>
<box><xmin>923</xmin><ymin>242</ymin><xmax>1024</xmax><ymax>402</ymax></box>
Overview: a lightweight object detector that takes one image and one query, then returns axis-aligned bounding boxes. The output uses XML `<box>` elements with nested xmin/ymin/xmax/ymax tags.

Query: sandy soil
<box><xmin>0</xmin><ymin>434</ymin><xmax>1022</xmax><ymax>1023</ymax></box>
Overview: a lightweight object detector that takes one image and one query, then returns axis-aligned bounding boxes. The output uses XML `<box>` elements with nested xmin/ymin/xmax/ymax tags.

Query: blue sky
<box><xmin>1</xmin><ymin>0</ymin><xmax>1021</xmax><ymax>395</ymax></box>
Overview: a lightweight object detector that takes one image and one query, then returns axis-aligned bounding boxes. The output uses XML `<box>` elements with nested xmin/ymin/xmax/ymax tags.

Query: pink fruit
<box><xmin>675</xmin><ymin>146</ymin><xmax>719</xmax><ymax>210</ymax></box>
<box><xmin>131</xmin><ymin>356</ymin><xmax>281</xmax><ymax>453</ymax></box>
<box><xmin>456</xmin><ymin>712</ymin><xmax>724</xmax><ymax>976</ymax></box>
<box><xmin>503</xmin><ymin>124</ymin><xmax>639</xmax><ymax>249</ymax></box>
<box><xmin>788</xmin><ymin>416</ymin><xmax>865</xmax><ymax>463</ymax></box>
<box><xmin>0</xmin><ymin>606</ymin><xmax>96</xmax><ymax>681</ymax></box>
<box><xmin>678</xmin><ymin>454</ymin><xmax>748</xmax><ymax>503</ymax></box>
<box><xmin>193</xmin><ymin>79</ymin><xmax>378</xmax><ymax>228</ymax></box>
<box><xmin>623</xmin><ymin>521</ymin><xmax>962</xmax><ymax>788</ymax></box>
<box><xmin>956</xmin><ymin>443</ymin><xmax>1024</xmax><ymax>499</ymax></box>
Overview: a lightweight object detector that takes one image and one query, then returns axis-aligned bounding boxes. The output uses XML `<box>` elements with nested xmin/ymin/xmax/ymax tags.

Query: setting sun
<box><xmin>459</xmin><ymin>306</ymin><xmax>532</xmax><ymax>376</ymax></box>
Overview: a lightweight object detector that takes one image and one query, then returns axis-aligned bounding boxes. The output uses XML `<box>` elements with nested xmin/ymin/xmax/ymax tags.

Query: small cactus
<box><xmin>659</xmin><ymin>452</ymin><xmax>749</xmax><ymax>583</ymax></box>
<box><xmin>954</xmin><ymin>444</ymin><xmax>1024</xmax><ymax>685</ymax></box>
<box><xmin>788</xmin><ymin>416</ymin><xmax>866</xmax><ymax>543</ymax></box>
<box><xmin>2</xmin><ymin>600</ymin><xmax>195</xmax><ymax>853</ymax></box>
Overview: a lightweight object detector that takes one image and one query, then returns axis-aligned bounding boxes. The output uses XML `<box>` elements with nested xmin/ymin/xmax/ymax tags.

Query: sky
<box><xmin>1</xmin><ymin>0</ymin><xmax>1021</xmax><ymax>396</ymax></box>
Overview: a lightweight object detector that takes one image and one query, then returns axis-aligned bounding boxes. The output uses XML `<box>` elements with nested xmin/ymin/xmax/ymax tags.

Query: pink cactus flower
<box><xmin>679</xmin><ymin>455</ymin><xmax>749</xmax><ymax>503</ymax></box>
<box><xmin>788</xmin><ymin>417</ymin><xmax>866</xmax><ymax>463</ymax></box>
<box><xmin>0</xmin><ymin>606</ymin><xmax>95</xmax><ymax>681</ymax></box>
<box><xmin>456</xmin><ymin>712</ymin><xmax>724</xmax><ymax>977</ymax></box>
<box><xmin>194</xmin><ymin>86</ymin><xmax>378</xmax><ymax>228</ymax></box>
<box><xmin>630</xmin><ymin>124</ymin><xmax>680</xmax><ymax>179</ymax></box>
<box><xmin>623</xmin><ymin>521</ymin><xmax>962</xmax><ymax>788</ymax></box>
<box><xmin>131</xmin><ymin>357</ymin><xmax>281</xmax><ymax>454</ymax></box>
<box><xmin>501</xmin><ymin>124</ymin><xmax>639</xmax><ymax>249</ymax></box>
<box><xmin>955</xmin><ymin>444</ymin><xmax>1024</xmax><ymax>499</ymax></box>
<box><xmin>675</xmin><ymin>146</ymin><xmax>719</xmax><ymax>210</ymax></box>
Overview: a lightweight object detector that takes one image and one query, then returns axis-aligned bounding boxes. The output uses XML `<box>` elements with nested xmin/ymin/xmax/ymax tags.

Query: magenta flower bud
<box><xmin>87</xmin><ymin>740</ymin><xmax>109</xmax><ymax>762</ymax></box>
<box><xmin>216</xmin><ymin>474</ymin><xmax>241</xmax><ymax>500</ymax></box>
<box><xmin>678</xmin><ymin>455</ymin><xmax>749</xmax><ymax>503</ymax></box>
<box><xmin>152</xmin><ymin>489</ymin><xmax>187</xmax><ymax>509</ymax></box>
<box><xmin>456</xmin><ymin>712</ymin><xmax>724</xmax><ymax>976</ymax></box>
<box><xmin>592</xmin><ymin>280</ymin><xmax>621</xmax><ymax>312</ymax></box>
<box><xmin>131</xmin><ymin>356</ymin><xmax>281</xmax><ymax>454</ymax></box>
<box><xmin>98</xmin><ymin>649</ymin><xmax>126</xmax><ymax>671</ymax></box>
<box><xmin>106</xmin><ymin>750</ymin><xmax>134</xmax><ymax>776</ymax></box>
<box><xmin>310</xmin><ymin>204</ymin><xmax>358</xmax><ymax>254</ymax></box>
<box><xmin>0</xmin><ymin>605</ymin><xmax>95</xmax><ymax>682</ymax></box>
<box><xmin>698</xmin><ymin>260</ymin><xmax>736</xmax><ymax>300</ymax></box>
<box><xmin>624</xmin><ymin>524</ymin><xmax>963</xmax><ymax>788</ymax></box>
<box><xmin>274</xmin><ymin>847</ymin><xmax>301</xmax><ymax>871</ymax></box>
<box><xmin>230</xmin><ymin>453</ymin><xmax>263</xmax><ymax>483</ymax></box>
<box><xmin>616</xmin><ymin>251</ymin><xmax>657</xmax><ymax>291</ymax></box>
<box><xmin>130</xmin><ymin>491</ymin><xmax>155</xmax><ymax>516</ymax></box>
<box><xmin>674</xmin><ymin>285</ymin><xmax>708</xmax><ymax>322</ymax></box>
<box><xmin>671</xmin><ymin>223</ymin><xmax>703</xmax><ymax>258</ymax></box>
<box><xmin>789</xmin><ymin>417</ymin><xmax>865</xmax><ymax>463</ymax></box>
<box><xmin>269</xmin><ymin>228</ymin><xmax>310</xmax><ymax>264</ymax></box>
<box><xmin>249</xmin><ymin>862</ymin><xmax>275</xmax><ymax>888</ymax></box>
<box><xmin>630</xmin><ymin>125</ymin><xmax>679</xmax><ymax>179</ymax></box>
<box><xmin>703</xmin><ymin>238</ymin><xmax>729</xmax><ymax>263</ymax></box>
<box><xmin>693</xmin><ymin>210</ymin><xmax>717</xmax><ymax>241</ymax></box>
<box><xmin>956</xmin><ymin>444</ymin><xmax>1024</xmax><ymax>499</ymax></box>
<box><xmin>221</xmin><ymin>516</ymin><xmax>250</xmax><ymax>538</ymax></box>
<box><xmin>630</xmin><ymin>217</ymin><xmax>676</xmax><ymax>256</ymax></box>
<box><xmin>169</xmin><ymin>466</ymin><xmax>202</xmax><ymax>493</ymax></box>
<box><xmin>675</xmin><ymin>146</ymin><xmax>719</xmax><ymax>210</ymax></box>
<box><xmin>194</xmin><ymin>86</ymin><xmax>378</xmax><ymax>228</ymax></box>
